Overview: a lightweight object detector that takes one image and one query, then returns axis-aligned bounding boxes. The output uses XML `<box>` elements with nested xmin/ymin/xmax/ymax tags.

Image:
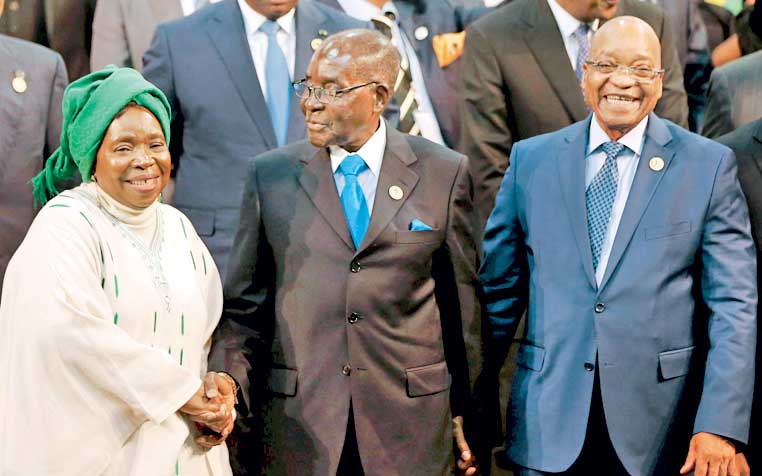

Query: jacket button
<box><xmin>594</xmin><ymin>303</ymin><xmax>605</xmax><ymax>313</ymax></box>
<box><xmin>348</xmin><ymin>312</ymin><xmax>361</xmax><ymax>324</ymax></box>
<box><xmin>584</xmin><ymin>362</ymin><xmax>595</xmax><ymax>371</ymax></box>
<box><xmin>350</xmin><ymin>261</ymin><xmax>362</xmax><ymax>273</ymax></box>
<box><xmin>341</xmin><ymin>364</ymin><xmax>352</xmax><ymax>376</ymax></box>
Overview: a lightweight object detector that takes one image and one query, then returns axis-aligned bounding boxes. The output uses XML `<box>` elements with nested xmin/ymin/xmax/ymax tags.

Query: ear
<box><xmin>373</xmin><ymin>83</ymin><xmax>392</xmax><ymax>114</ymax></box>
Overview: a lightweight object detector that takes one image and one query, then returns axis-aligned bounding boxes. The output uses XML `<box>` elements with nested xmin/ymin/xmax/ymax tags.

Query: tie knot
<box><xmin>574</xmin><ymin>23</ymin><xmax>590</xmax><ymax>39</ymax></box>
<box><xmin>260</xmin><ymin>20</ymin><xmax>280</xmax><ymax>37</ymax></box>
<box><xmin>601</xmin><ymin>141</ymin><xmax>625</xmax><ymax>160</ymax></box>
<box><xmin>338</xmin><ymin>155</ymin><xmax>368</xmax><ymax>177</ymax></box>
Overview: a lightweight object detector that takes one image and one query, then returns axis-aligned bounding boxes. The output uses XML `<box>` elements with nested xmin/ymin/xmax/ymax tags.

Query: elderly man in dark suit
<box><xmin>142</xmin><ymin>0</ymin><xmax>365</xmax><ymax>278</ymax></box>
<box><xmin>702</xmin><ymin>49</ymin><xmax>762</xmax><ymax>138</ymax></box>
<box><xmin>460</xmin><ymin>0</ymin><xmax>689</xmax><ymax>232</ymax></box>
<box><xmin>0</xmin><ymin>0</ymin><xmax>67</xmax><ymax>298</ymax></box>
<box><xmin>717</xmin><ymin>118</ymin><xmax>762</xmax><ymax>476</ymax></box>
<box><xmin>212</xmin><ymin>28</ymin><xmax>481</xmax><ymax>476</ymax></box>
<box><xmin>0</xmin><ymin>0</ymin><xmax>94</xmax><ymax>80</ymax></box>
<box><xmin>316</xmin><ymin>0</ymin><xmax>489</xmax><ymax>148</ymax></box>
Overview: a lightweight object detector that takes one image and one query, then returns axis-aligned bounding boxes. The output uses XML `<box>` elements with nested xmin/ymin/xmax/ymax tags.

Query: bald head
<box><xmin>591</xmin><ymin>16</ymin><xmax>661</xmax><ymax>68</ymax></box>
<box><xmin>313</xmin><ymin>29</ymin><xmax>401</xmax><ymax>93</ymax></box>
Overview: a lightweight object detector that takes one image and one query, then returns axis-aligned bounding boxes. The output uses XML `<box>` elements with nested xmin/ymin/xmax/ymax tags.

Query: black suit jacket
<box><xmin>459</xmin><ymin>0</ymin><xmax>690</xmax><ymax>231</ymax></box>
<box><xmin>717</xmin><ymin>119</ymin><xmax>762</xmax><ymax>471</ymax></box>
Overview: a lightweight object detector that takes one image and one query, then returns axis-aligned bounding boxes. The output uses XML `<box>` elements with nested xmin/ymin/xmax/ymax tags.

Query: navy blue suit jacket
<box><xmin>143</xmin><ymin>0</ymin><xmax>366</xmax><ymax>276</ymax></box>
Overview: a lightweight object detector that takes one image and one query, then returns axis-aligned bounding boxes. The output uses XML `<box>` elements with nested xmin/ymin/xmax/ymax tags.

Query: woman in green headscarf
<box><xmin>0</xmin><ymin>66</ymin><xmax>235</xmax><ymax>475</ymax></box>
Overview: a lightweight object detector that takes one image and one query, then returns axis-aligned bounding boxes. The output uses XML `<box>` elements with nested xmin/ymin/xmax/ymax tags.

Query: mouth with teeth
<box><xmin>602</xmin><ymin>94</ymin><xmax>640</xmax><ymax>110</ymax></box>
<box><xmin>125</xmin><ymin>175</ymin><xmax>161</xmax><ymax>193</ymax></box>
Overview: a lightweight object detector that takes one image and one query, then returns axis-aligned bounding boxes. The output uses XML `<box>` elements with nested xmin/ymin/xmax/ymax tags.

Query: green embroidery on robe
<box><xmin>202</xmin><ymin>253</ymin><xmax>207</xmax><ymax>275</ymax></box>
<box><xmin>113</xmin><ymin>313</ymin><xmax>118</xmax><ymax>325</ymax></box>
<box><xmin>180</xmin><ymin>349</ymin><xmax>184</xmax><ymax>366</ymax></box>
<box><xmin>79</xmin><ymin>211</ymin><xmax>94</xmax><ymax>228</ymax></box>
<box><xmin>101</xmin><ymin>277</ymin><xmax>105</xmax><ymax>289</ymax></box>
<box><xmin>114</xmin><ymin>275</ymin><xmax>119</xmax><ymax>298</ymax></box>
<box><xmin>190</xmin><ymin>251</ymin><xmax>197</xmax><ymax>270</ymax></box>
<box><xmin>153</xmin><ymin>312</ymin><xmax>158</xmax><ymax>333</ymax></box>
<box><xmin>180</xmin><ymin>218</ymin><xmax>187</xmax><ymax>238</ymax></box>
<box><xmin>49</xmin><ymin>204</ymin><xmax>70</xmax><ymax>208</ymax></box>
<box><xmin>181</xmin><ymin>313</ymin><xmax>185</xmax><ymax>335</ymax></box>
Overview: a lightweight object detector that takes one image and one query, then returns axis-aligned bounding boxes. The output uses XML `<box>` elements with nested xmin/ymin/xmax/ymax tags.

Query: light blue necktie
<box><xmin>573</xmin><ymin>23</ymin><xmax>591</xmax><ymax>83</ymax></box>
<box><xmin>586</xmin><ymin>141</ymin><xmax>625</xmax><ymax>271</ymax></box>
<box><xmin>260</xmin><ymin>20</ymin><xmax>292</xmax><ymax>147</ymax></box>
<box><xmin>338</xmin><ymin>155</ymin><xmax>370</xmax><ymax>249</ymax></box>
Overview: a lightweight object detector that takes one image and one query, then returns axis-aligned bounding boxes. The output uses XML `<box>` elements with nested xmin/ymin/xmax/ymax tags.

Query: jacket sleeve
<box><xmin>701</xmin><ymin>67</ymin><xmax>734</xmax><ymax>138</ymax></box>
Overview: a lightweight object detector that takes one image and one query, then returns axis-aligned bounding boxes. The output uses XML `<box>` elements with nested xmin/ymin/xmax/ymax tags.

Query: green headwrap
<box><xmin>32</xmin><ymin>65</ymin><xmax>172</xmax><ymax>206</ymax></box>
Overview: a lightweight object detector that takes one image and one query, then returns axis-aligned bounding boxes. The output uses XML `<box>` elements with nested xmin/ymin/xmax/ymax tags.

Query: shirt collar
<box><xmin>588</xmin><ymin>114</ymin><xmax>649</xmax><ymax>157</ymax></box>
<box><xmin>335</xmin><ymin>0</ymin><xmax>394</xmax><ymax>21</ymax></box>
<box><xmin>546</xmin><ymin>0</ymin><xmax>598</xmax><ymax>39</ymax></box>
<box><xmin>330</xmin><ymin>119</ymin><xmax>386</xmax><ymax>178</ymax></box>
<box><xmin>237</xmin><ymin>0</ymin><xmax>295</xmax><ymax>38</ymax></box>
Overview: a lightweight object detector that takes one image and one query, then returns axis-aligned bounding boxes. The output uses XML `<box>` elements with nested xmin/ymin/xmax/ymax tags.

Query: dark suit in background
<box><xmin>717</xmin><ymin>118</ymin><xmax>762</xmax><ymax>473</ymax></box>
<box><xmin>0</xmin><ymin>34</ymin><xmax>66</xmax><ymax>297</ymax></box>
<box><xmin>702</xmin><ymin>49</ymin><xmax>762</xmax><ymax>138</ymax></box>
<box><xmin>214</xmin><ymin>126</ymin><xmax>481</xmax><ymax>476</ymax></box>
<box><xmin>318</xmin><ymin>0</ymin><xmax>489</xmax><ymax>147</ymax></box>
<box><xmin>0</xmin><ymin>0</ymin><xmax>95</xmax><ymax>80</ymax></box>
<box><xmin>142</xmin><ymin>0</ymin><xmax>366</xmax><ymax>277</ymax></box>
<box><xmin>459</xmin><ymin>0</ymin><xmax>689</xmax><ymax>232</ymax></box>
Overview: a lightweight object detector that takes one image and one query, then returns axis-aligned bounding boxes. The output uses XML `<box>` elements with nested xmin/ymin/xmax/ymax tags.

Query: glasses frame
<box><xmin>292</xmin><ymin>79</ymin><xmax>379</xmax><ymax>104</ymax></box>
<box><xmin>584</xmin><ymin>61</ymin><xmax>665</xmax><ymax>83</ymax></box>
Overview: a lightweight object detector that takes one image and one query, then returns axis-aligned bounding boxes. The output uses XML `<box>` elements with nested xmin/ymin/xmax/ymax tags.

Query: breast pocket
<box><xmin>395</xmin><ymin>229</ymin><xmax>443</xmax><ymax>245</ymax></box>
<box><xmin>644</xmin><ymin>221</ymin><xmax>691</xmax><ymax>241</ymax></box>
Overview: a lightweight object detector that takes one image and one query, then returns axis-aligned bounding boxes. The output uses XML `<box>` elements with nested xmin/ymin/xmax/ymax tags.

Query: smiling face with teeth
<box><xmin>582</xmin><ymin>17</ymin><xmax>663</xmax><ymax>141</ymax></box>
<box><xmin>93</xmin><ymin>105</ymin><xmax>171</xmax><ymax>209</ymax></box>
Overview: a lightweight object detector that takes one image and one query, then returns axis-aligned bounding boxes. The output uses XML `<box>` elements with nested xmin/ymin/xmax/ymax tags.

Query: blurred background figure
<box><xmin>317</xmin><ymin>0</ymin><xmax>490</xmax><ymax>148</ymax></box>
<box><xmin>711</xmin><ymin>0</ymin><xmax>761</xmax><ymax>66</ymax></box>
<box><xmin>90</xmin><ymin>0</ymin><xmax>222</xmax><ymax>72</ymax></box>
<box><xmin>703</xmin><ymin>48</ymin><xmax>762</xmax><ymax>137</ymax></box>
<box><xmin>0</xmin><ymin>0</ymin><xmax>67</xmax><ymax>300</ymax></box>
<box><xmin>0</xmin><ymin>0</ymin><xmax>95</xmax><ymax>80</ymax></box>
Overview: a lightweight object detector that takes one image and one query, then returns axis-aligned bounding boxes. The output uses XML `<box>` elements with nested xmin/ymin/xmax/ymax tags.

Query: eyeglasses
<box><xmin>584</xmin><ymin>61</ymin><xmax>665</xmax><ymax>83</ymax></box>
<box><xmin>292</xmin><ymin>79</ymin><xmax>378</xmax><ymax>104</ymax></box>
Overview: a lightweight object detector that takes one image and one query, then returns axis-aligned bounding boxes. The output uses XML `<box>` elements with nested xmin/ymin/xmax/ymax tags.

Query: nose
<box><xmin>608</xmin><ymin>67</ymin><xmax>637</xmax><ymax>88</ymax></box>
<box><xmin>132</xmin><ymin>147</ymin><xmax>155</xmax><ymax>168</ymax></box>
<box><xmin>301</xmin><ymin>90</ymin><xmax>324</xmax><ymax>112</ymax></box>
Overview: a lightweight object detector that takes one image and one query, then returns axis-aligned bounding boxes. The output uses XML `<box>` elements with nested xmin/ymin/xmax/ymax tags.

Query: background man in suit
<box><xmin>702</xmin><ymin>49</ymin><xmax>762</xmax><ymax>138</ymax></box>
<box><xmin>459</xmin><ymin>0</ymin><xmax>689</xmax><ymax>233</ymax></box>
<box><xmin>316</xmin><ymin>0</ymin><xmax>489</xmax><ymax>148</ymax></box>
<box><xmin>0</xmin><ymin>0</ymin><xmax>67</xmax><ymax>299</ymax></box>
<box><xmin>142</xmin><ymin>0</ymin><xmax>365</xmax><ymax>278</ymax></box>
<box><xmin>0</xmin><ymin>0</ymin><xmax>95</xmax><ymax>80</ymax></box>
<box><xmin>212</xmin><ymin>29</ymin><xmax>481</xmax><ymax>476</ymax></box>
<box><xmin>90</xmin><ymin>0</ymin><xmax>223</xmax><ymax>71</ymax></box>
<box><xmin>717</xmin><ymin>118</ymin><xmax>762</xmax><ymax>475</ymax></box>
<box><xmin>480</xmin><ymin>17</ymin><xmax>756</xmax><ymax>476</ymax></box>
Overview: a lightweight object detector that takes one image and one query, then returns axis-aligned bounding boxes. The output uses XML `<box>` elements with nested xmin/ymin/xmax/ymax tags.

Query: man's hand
<box><xmin>733</xmin><ymin>453</ymin><xmax>750</xmax><ymax>476</ymax></box>
<box><xmin>192</xmin><ymin>372</ymin><xmax>237</xmax><ymax>448</ymax></box>
<box><xmin>453</xmin><ymin>416</ymin><xmax>478</xmax><ymax>476</ymax></box>
<box><xmin>680</xmin><ymin>432</ymin><xmax>738</xmax><ymax>476</ymax></box>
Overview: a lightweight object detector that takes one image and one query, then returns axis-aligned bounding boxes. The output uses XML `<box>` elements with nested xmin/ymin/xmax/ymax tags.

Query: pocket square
<box><xmin>409</xmin><ymin>219</ymin><xmax>433</xmax><ymax>231</ymax></box>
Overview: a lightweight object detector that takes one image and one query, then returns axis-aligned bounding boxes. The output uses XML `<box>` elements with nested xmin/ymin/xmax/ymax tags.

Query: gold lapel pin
<box><xmin>311</xmin><ymin>38</ymin><xmax>323</xmax><ymax>51</ymax></box>
<box><xmin>414</xmin><ymin>25</ymin><xmax>429</xmax><ymax>41</ymax></box>
<box><xmin>11</xmin><ymin>70</ymin><xmax>27</xmax><ymax>94</ymax></box>
<box><xmin>649</xmin><ymin>157</ymin><xmax>665</xmax><ymax>172</ymax></box>
<box><xmin>389</xmin><ymin>185</ymin><xmax>404</xmax><ymax>200</ymax></box>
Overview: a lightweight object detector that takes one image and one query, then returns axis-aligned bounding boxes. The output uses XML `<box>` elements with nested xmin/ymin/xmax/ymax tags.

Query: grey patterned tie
<box><xmin>573</xmin><ymin>23</ymin><xmax>591</xmax><ymax>82</ymax></box>
<box><xmin>586</xmin><ymin>141</ymin><xmax>625</xmax><ymax>271</ymax></box>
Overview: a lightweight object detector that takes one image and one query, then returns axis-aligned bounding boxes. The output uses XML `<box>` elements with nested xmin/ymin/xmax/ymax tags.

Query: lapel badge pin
<box><xmin>648</xmin><ymin>157</ymin><xmax>665</xmax><ymax>172</ymax></box>
<box><xmin>414</xmin><ymin>25</ymin><xmax>429</xmax><ymax>41</ymax></box>
<box><xmin>311</xmin><ymin>38</ymin><xmax>323</xmax><ymax>51</ymax></box>
<box><xmin>389</xmin><ymin>185</ymin><xmax>404</xmax><ymax>201</ymax></box>
<box><xmin>11</xmin><ymin>70</ymin><xmax>27</xmax><ymax>94</ymax></box>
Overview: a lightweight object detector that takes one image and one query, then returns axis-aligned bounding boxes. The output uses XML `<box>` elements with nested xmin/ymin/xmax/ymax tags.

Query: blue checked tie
<box><xmin>260</xmin><ymin>20</ymin><xmax>292</xmax><ymax>147</ymax></box>
<box><xmin>338</xmin><ymin>155</ymin><xmax>370</xmax><ymax>249</ymax></box>
<box><xmin>586</xmin><ymin>141</ymin><xmax>625</xmax><ymax>271</ymax></box>
<box><xmin>573</xmin><ymin>23</ymin><xmax>591</xmax><ymax>82</ymax></box>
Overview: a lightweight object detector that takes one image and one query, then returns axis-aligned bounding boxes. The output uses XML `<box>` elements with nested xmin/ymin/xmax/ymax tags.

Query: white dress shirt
<box><xmin>236</xmin><ymin>0</ymin><xmax>296</xmax><ymax>103</ymax></box>
<box><xmin>336</xmin><ymin>0</ymin><xmax>445</xmax><ymax>145</ymax></box>
<box><xmin>179</xmin><ymin>0</ymin><xmax>222</xmax><ymax>17</ymax></box>
<box><xmin>330</xmin><ymin>120</ymin><xmax>387</xmax><ymax>214</ymax></box>
<box><xmin>546</xmin><ymin>0</ymin><xmax>597</xmax><ymax>72</ymax></box>
<box><xmin>586</xmin><ymin>114</ymin><xmax>649</xmax><ymax>284</ymax></box>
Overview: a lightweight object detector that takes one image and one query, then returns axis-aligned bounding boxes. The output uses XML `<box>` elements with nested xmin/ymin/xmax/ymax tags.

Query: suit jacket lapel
<box><xmin>598</xmin><ymin>114</ymin><xmax>675</xmax><ymax>292</ymax></box>
<box><xmin>206</xmin><ymin>0</ymin><xmax>278</xmax><ymax>148</ymax></box>
<box><xmin>394</xmin><ymin>2</ymin><xmax>422</xmax><ymax>56</ymax></box>
<box><xmin>558</xmin><ymin>117</ymin><xmax>597</xmax><ymax>289</ymax></box>
<box><xmin>287</xmin><ymin>0</ymin><xmax>326</xmax><ymax>144</ymax></box>
<box><xmin>0</xmin><ymin>38</ymin><xmax>22</xmax><ymax>166</ymax></box>
<box><xmin>524</xmin><ymin>0</ymin><xmax>588</xmax><ymax>123</ymax></box>
<box><xmin>357</xmin><ymin>127</ymin><xmax>420</xmax><ymax>254</ymax></box>
<box><xmin>298</xmin><ymin>147</ymin><xmax>355</xmax><ymax>250</ymax></box>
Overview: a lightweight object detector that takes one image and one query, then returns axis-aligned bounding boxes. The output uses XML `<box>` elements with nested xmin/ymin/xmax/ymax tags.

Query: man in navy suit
<box><xmin>317</xmin><ymin>0</ymin><xmax>488</xmax><ymax>148</ymax></box>
<box><xmin>480</xmin><ymin>16</ymin><xmax>756</xmax><ymax>476</ymax></box>
<box><xmin>142</xmin><ymin>0</ymin><xmax>366</xmax><ymax>278</ymax></box>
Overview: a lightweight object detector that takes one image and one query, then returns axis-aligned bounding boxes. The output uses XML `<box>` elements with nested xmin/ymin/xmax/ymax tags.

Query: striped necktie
<box><xmin>371</xmin><ymin>13</ymin><xmax>421</xmax><ymax>136</ymax></box>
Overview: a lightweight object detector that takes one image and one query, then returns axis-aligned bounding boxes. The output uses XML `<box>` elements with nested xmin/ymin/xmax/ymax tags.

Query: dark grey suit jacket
<box><xmin>717</xmin><ymin>119</ymin><xmax>762</xmax><ymax>472</ymax></box>
<box><xmin>702</xmin><ymin>50</ymin><xmax>762</xmax><ymax>139</ymax></box>
<box><xmin>0</xmin><ymin>0</ymin><xmax>94</xmax><ymax>80</ymax></box>
<box><xmin>212</xmin><ymin>126</ymin><xmax>481</xmax><ymax>476</ymax></box>
<box><xmin>0</xmin><ymin>34</ymin><xmax>66</xmax><ymax>297</ymax></box>
<box><xmin>91</xmin><ymin>0</ymin><xmax>183</xmax><ymax>72</ymax></box>
<box><xmin>459</xmin><ymin>0</ymin><xmax>690</xmax><ymax>231</ymax></box>
<box><xmin>142</xmin><ymin>0</ymin><xmax>366</xmax><ymax>277</ymax></box>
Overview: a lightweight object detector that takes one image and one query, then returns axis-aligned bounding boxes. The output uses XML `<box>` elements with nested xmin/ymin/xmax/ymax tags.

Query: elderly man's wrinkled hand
<box><xmin>190</xmin><ymin>372</ymin><xmax>237</xmax><ymax>448</ymax></box>
<box><xmin>180</xmin><ymin>378</ymin><xmax>232</xmax><ymax>435</ymax></box>
<box><xmin>453</xmin><ymin>416</ymin><xmax>478</xmax><ymax>476</ymax></box>
<box><xmin>680</xmin><ymin>432</ymin><xmax>738</xmax><ymax>476</ymax></box>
